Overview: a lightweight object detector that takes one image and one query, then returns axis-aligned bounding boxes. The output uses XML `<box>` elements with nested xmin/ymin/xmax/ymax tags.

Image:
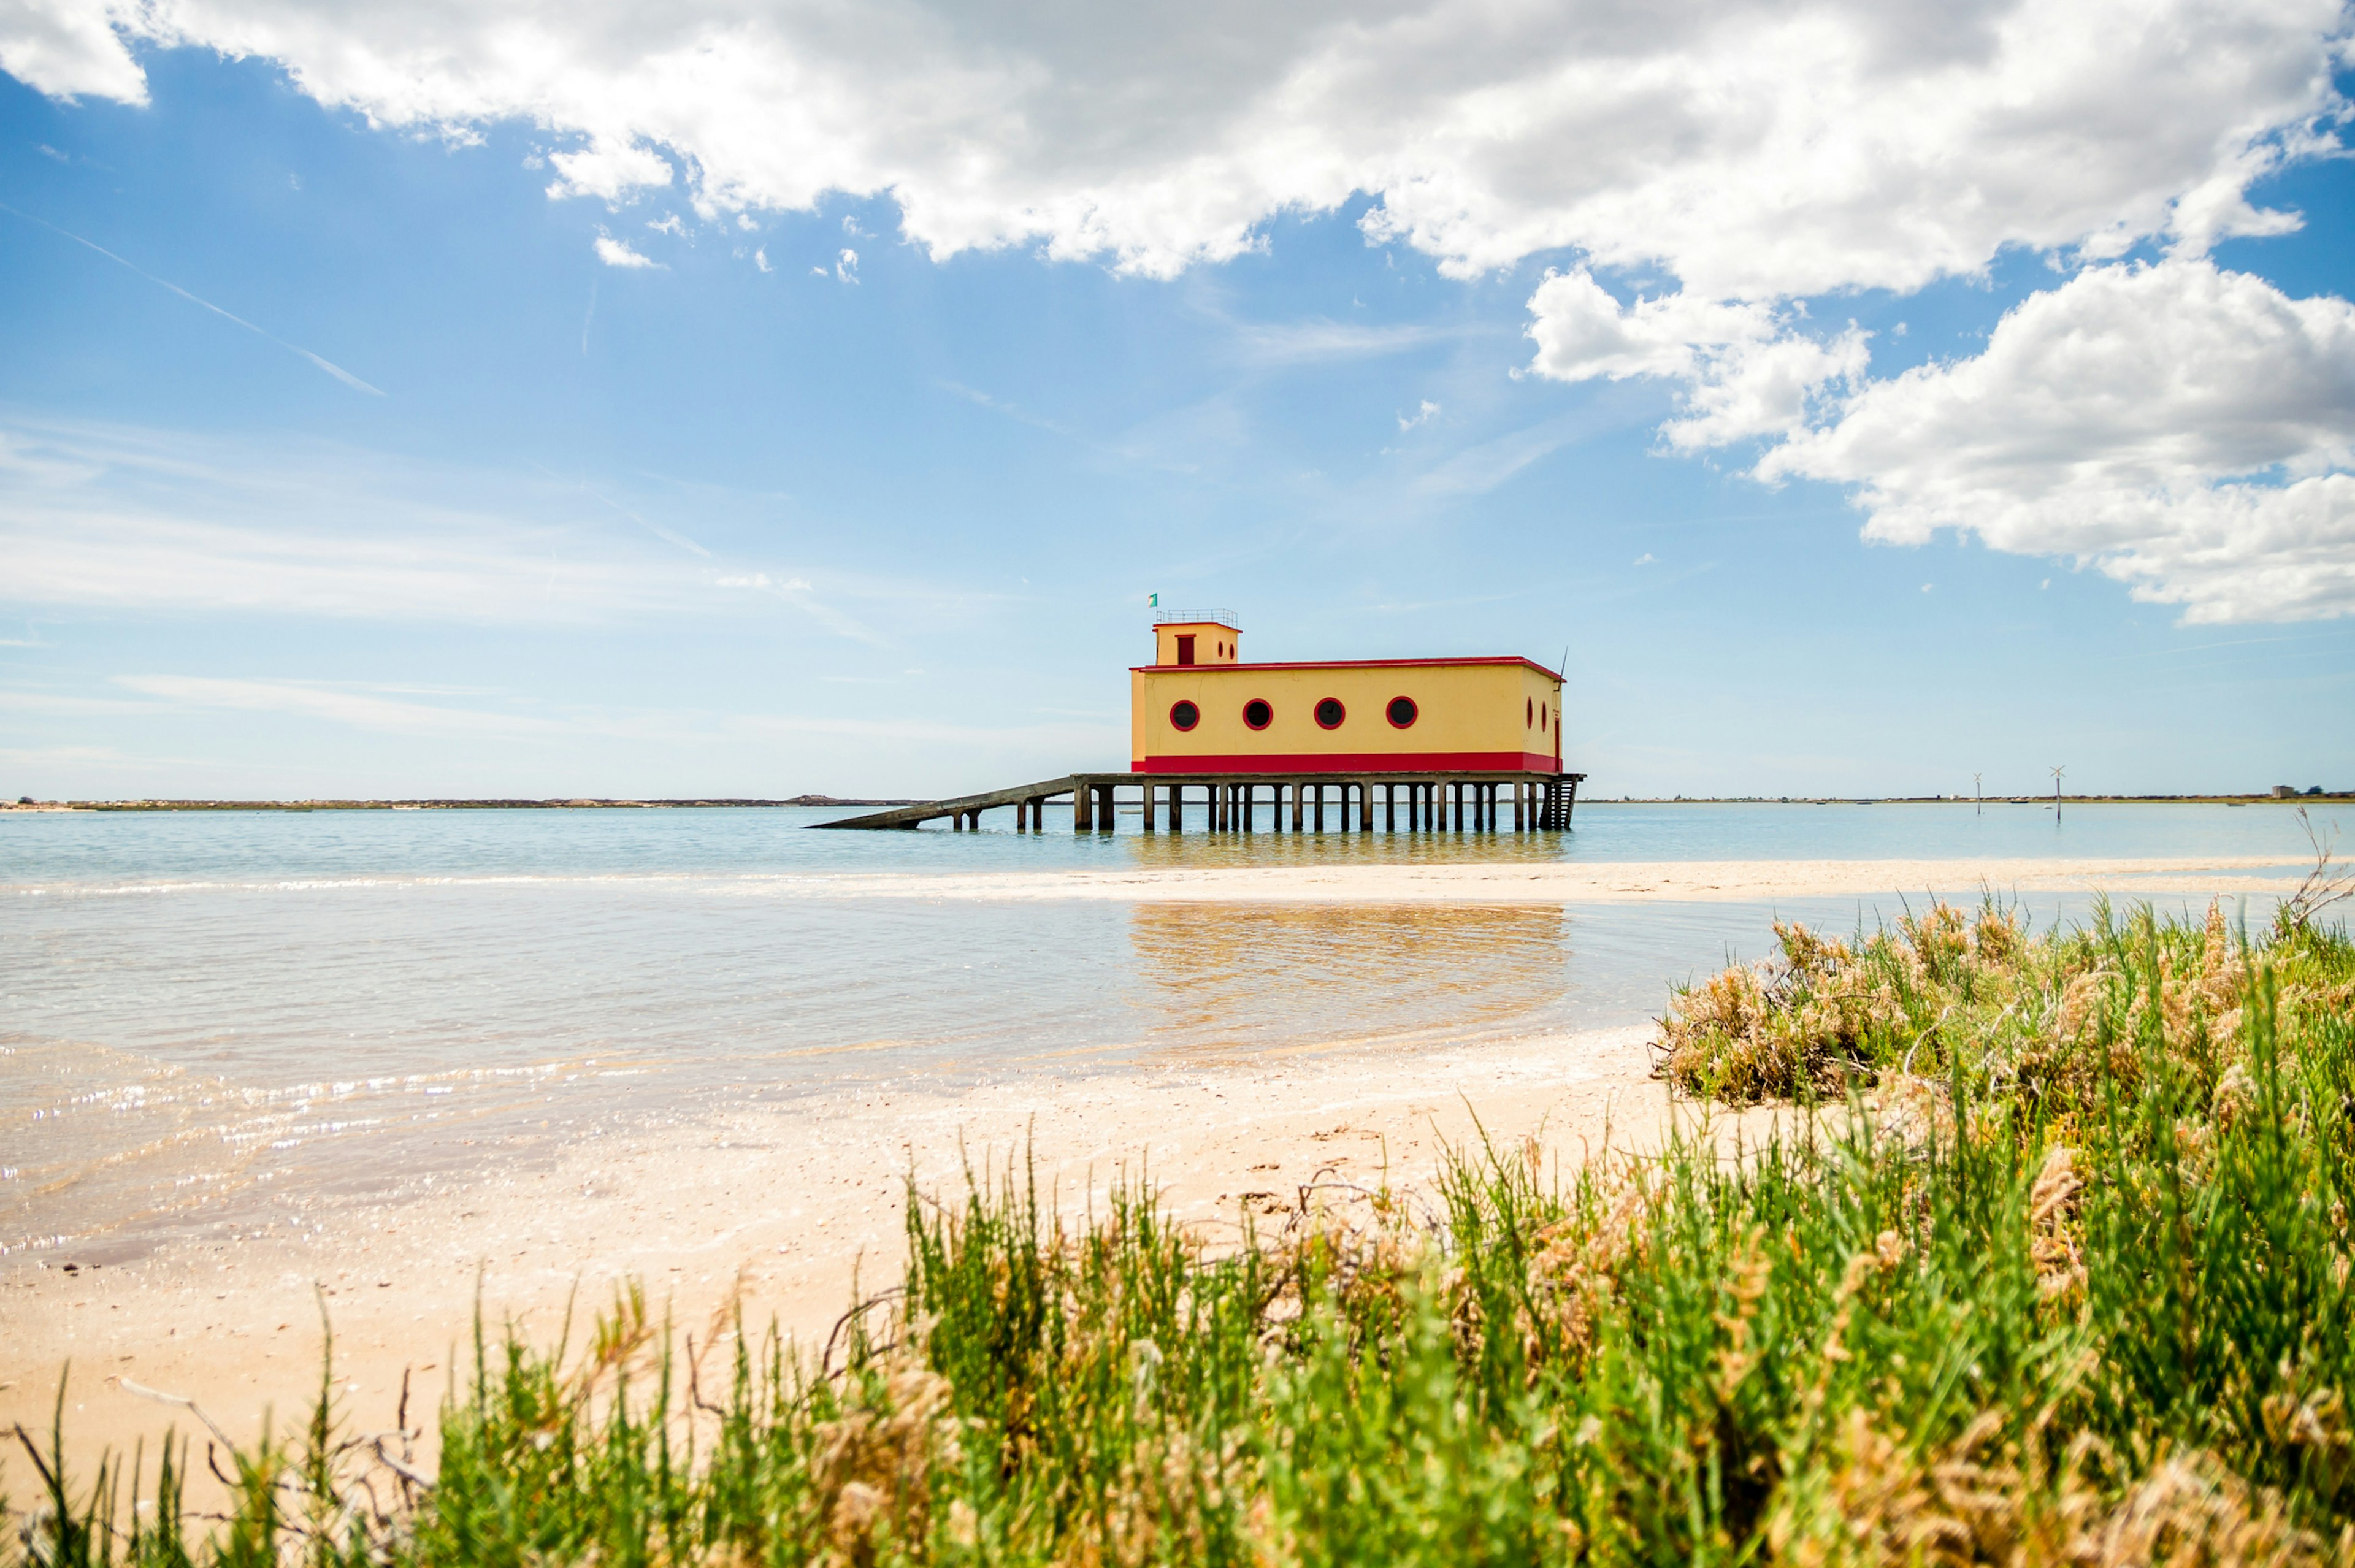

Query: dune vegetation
<box><xmin>11</xmin><ymin>872</ymin><xmax>2355</xmax><ymax>1565</ymax></box>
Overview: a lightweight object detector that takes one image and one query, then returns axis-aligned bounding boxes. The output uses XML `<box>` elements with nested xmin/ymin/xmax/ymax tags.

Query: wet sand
<box><xmin>2</xmin><ymin>1024</ymin><xmax>1692</xmax><ymax>1480</ymax></box>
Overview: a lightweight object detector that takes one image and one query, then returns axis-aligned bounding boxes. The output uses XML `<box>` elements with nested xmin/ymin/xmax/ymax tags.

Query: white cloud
<box><xmin>1397</xmin><ymin>399</ymin><xmax>1439</xmax><ymax>431</ymax></box>
<box><xmin>0</xmin><ymin>417</ymin><xmax>816</xmax><ymax>624</ymax></box>
<box><xmin>113</xmin><ymin>675</ymin><xmax>564</xmax><ymax>736</ymax></box>
<box><xmin>1761</xmin><ymin>260</ymin><xmax>2355</xmax><ymax>624</ymax></box>
<box><xmin>0</xmin><ymin>0</ymin><xmax>147</xmax><ymax>101</ymax></box>
<box><xmin>93</xmin><ymin>673</ymin><xmax>1120</xmax><ymax>756</ymax></box>
<box><xmin>547</xmin><ymin>139</ymin><xmax>672</xmax><ymax>204</ymax></box>
<box><xmin>1227</xmin><ymin>317</ymin><xmax>1462</xmax><ymax>364</ymax></box>
<box><xmin>592</xmin><ymin>228</ymin><xmax>660</xmax><ymax>268</ymax></box>
<box><xmin>835</xmin><ymin>247</ymin><xmax>858</xmax><ymax>283</ymax></box>
<box><xmin>32</xmin><ymin>0</ymin><xmax>2332</xmax><ymax>294</ymax></box>
<box><xmin>1524</xmin><ymin>269</ymin><xmax>1869</xmax><ymax>448</ymax></box>
<box><xmin>752</xmin><ymin>245</ymin><xmax>772</xmax><ymax>272</ymax></box>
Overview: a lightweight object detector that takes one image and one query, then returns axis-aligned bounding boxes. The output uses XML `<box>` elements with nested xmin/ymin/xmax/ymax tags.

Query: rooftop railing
<box><xmin>1151</xmin><ymin>608</ymin><xmax>1239</xmax><ymax>628</ymax></box>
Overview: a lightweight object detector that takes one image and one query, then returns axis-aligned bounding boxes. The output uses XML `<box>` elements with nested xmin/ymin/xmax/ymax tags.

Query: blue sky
<box><xmin>3</xmin><ymin>7</ymin><xmax>2353</xmax><ymax>800</ymax></box>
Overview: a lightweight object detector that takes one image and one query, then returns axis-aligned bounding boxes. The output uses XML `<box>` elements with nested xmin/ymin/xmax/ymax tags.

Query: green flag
<box><xmin>1148</xmin><ymin>592</ymin><xmax>1158</xmax><ymax>608</ymax></box>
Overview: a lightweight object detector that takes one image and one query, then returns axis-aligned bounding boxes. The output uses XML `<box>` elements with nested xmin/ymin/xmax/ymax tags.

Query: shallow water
<box><xmin>1</xmin><ymin>797</ymin><xmax>2328</xmax><ymax>885</ymax></box>
<box><xmin>1</xmin><ymin>802</ymin><xmax>2329</xmax><ymax>1261</ymax></box>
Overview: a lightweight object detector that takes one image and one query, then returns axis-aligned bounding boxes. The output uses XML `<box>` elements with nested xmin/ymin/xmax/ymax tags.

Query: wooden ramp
<box><xmin>810</xmin><ymin>776</ymin><xmax>1079</xmax><ymax>830</ymax></box>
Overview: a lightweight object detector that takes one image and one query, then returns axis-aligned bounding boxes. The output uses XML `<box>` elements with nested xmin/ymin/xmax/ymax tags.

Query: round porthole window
<box><xmin>1526</xmin><ymin>697</ymin><xmax>1533</xmax><ymax>727</ymax></box>
<box><xmin>1541</xmin><ymin>702</ymin><xmax>1548</xmax><ymax>730</ymax></box>
<box><xmin>1243</xmin><ymin>698</ymin><xmax>1273</xmax><ymax>730</ymax></box>
<box><xmin>1170</xmin><ymin>700</ymin><xmax>1200</xmax><ymax>731</ymax></box>
<box><xmin>1386</xmin><ymin>696</ymin><xmax>1417</xmax><ymax>729</ymax></box>
<box><xmin>1314</xmin><ymin>697</ymin><xmax>1346</xmax><ymax>730</ymax></box>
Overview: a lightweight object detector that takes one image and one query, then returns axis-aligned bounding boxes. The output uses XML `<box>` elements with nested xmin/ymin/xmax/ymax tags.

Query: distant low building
<box><xmin>2272</xmin><ymin>784</ymin><xmax>2297</xmax><ymax>798</ymax></box>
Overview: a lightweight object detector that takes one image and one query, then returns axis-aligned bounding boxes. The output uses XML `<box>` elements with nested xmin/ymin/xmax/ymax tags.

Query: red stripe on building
<box><xmin>1129</xmin><ymin>655</ymin><xmax>1563</xmax><ymax>679</ymax></box>
<box><xmin>1132</xmin><ymin>751</ymin><xmax>1559</xmax><ymax>774</ymax></box>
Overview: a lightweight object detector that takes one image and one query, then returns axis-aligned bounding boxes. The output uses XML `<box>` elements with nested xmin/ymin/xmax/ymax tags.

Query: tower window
<box><xmin>1385</xmin><ymin>696</ymin><xmax>1417</xmax><ymax>729</ymax></box>
<box><xmin>1526</xmin><ymin>697</ymin><xmax>1533</xmax><ymax>727</ymax></box>
<box><xmin>1243</xmin><ymin>698</ymin><xmax>1273</xmax><ymax>730</ymax></box>
<box><xmin>1315</xmin><ymin>697</ymin><xmax>1347</xmax><ymax>730</ymax></box>
<box><xmin>1170</xmin><ymin>700</ymin><xmax>1200</xmax><ymax>731</ymax></box>
<box><xmin>1176</xmin><ymin>634</ymin><xmax>1195</xmax><ymax>665</ymax></box>
<box><xmin>1541</xmin><ymin>702</ymin><xmax>1548</xmax><ymax>730</ymax></box>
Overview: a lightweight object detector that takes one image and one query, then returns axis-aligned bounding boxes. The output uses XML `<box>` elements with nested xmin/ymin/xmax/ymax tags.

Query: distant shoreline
<box><xmin>2</xmin><ymin>792</ymin><xmax>2343</xmax><ymax>813</ymax></box>
<box><xmin>0</xmin><ymin>794</ymin><xmax>923</xmax><ymax>812</ymax></box>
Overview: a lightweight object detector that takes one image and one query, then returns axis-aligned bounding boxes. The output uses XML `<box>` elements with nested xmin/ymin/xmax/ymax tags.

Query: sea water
<box><xmin>2</xmin><ymin>801</ymin><xmax>2331</xmax><ymax>1261</ymax></box>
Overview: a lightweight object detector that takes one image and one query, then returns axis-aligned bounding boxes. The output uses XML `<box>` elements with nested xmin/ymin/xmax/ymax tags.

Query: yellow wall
<box><xmin>1130</xmin><ymin>660</ymin><xmax>1563</xmax><ymax>771</ymax></box>
<box><xmin>1154</xmin><ymin>621</ymin><xmax>1241</xmax><ymax>666</ymax></box>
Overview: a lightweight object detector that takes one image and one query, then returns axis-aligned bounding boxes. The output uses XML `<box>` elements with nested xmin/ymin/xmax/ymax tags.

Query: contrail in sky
<box><xmin>0</xmin><ymin>201</ymin><xmax>385</xmax><ymax>396</ymax></box>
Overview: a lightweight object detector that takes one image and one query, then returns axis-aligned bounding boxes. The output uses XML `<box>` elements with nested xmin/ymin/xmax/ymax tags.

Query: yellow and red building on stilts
<box><xmin>821</xmin><ymin>608</ymin><xmax>1583</xmax><ymax>832</ymax></box>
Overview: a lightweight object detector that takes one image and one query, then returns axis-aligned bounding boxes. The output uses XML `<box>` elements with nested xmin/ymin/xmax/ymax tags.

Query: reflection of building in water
<box><xmin>1127</xmin><ymin>901</ymin><xmax>1571</xmax><ymax>1058</ymax></box>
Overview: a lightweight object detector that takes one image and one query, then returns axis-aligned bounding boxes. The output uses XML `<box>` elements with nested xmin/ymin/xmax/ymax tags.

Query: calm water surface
<box><xmin>2</xmin><ymin>802</ymin><xmax>2328</xmax><ymax>1261</ymax></box>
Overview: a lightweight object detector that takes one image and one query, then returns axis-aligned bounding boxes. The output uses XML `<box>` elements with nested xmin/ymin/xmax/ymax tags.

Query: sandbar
<box><xmin>737</xmin><ymin>854</ymin><xmax>2303</xmax><ymax>904</ymax></box>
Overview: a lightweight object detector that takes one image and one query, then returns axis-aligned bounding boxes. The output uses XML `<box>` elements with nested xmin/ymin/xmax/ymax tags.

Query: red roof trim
<box><xmin>1135</xmin><ymin>749</ymin><xmax>1559</xmax><ymax>774</ymax></box>
<box><xmin>1130</xmin><ymin>655</ymin><xmax>1563</xmax><ymax>679</ymax></box>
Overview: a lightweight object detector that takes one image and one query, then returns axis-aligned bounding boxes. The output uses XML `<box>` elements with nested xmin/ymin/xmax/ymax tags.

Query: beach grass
<box><xmin>10</xmin><ymin>895</ymin><xmax>2355</xmax><ymax>1565</ymax></box>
